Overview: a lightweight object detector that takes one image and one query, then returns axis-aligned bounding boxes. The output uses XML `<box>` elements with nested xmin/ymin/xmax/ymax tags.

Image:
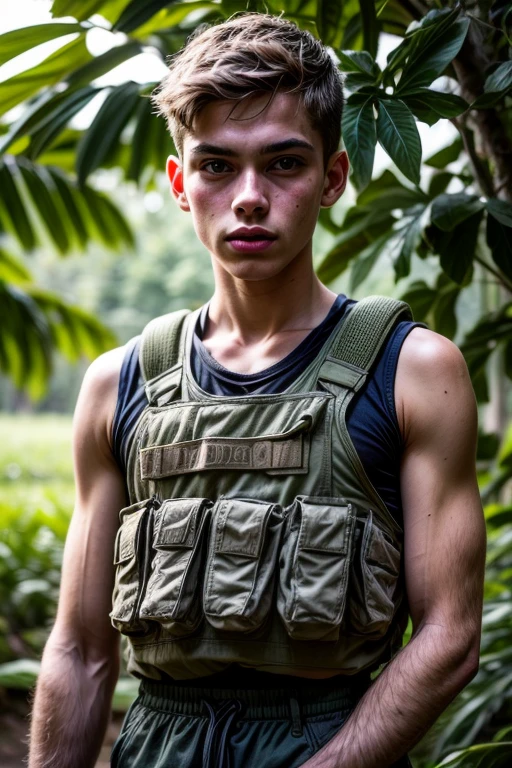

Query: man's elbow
<box><xmin>446</xmin><ymin>628</ymin><xmax>481</xmax><ymax>691</ymax></box>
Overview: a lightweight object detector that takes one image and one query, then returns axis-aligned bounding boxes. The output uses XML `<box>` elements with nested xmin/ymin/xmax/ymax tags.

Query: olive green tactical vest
<box><xmin>111</xmin><ymin>296</ymin><xmax>412</xmax><ymax>680</ymax></box>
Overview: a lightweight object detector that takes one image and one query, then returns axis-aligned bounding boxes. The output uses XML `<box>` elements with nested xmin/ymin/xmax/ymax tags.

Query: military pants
<box><xmin>111</xmin><ymin>672</ymin><xmax>413</xmax><ymax>767</ymax></box>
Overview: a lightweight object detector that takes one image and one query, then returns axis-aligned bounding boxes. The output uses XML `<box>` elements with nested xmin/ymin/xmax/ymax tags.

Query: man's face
<box><xmin>167</xmin><ymin>91</ymin><xmax>347</xmax><ymax>284</ymax></box>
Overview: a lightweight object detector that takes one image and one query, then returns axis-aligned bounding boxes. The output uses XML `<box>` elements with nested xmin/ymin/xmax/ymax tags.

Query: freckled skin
<box><xmin>166</xmin><ymin>92</ymin><xmax>348</xmax><ymax>286</ymax></box>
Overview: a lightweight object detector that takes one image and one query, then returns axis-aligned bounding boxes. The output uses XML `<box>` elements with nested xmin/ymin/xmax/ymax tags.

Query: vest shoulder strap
<box><xmin>139</xmin><ymin>308</ymin><xmax>191</xmax><ymax>383</ymax></box>
<box><xmin>319</xmin><ymin>296</ymin><xmax>413</xmax><ymax>391</ymax></box>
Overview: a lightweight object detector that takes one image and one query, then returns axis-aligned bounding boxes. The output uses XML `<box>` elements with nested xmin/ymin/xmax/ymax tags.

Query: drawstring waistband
<box><xmin>138</xmin><ymin>674</ymin><xmax>370</xmax><ymax>768</ymax></box>
<box><xmin>202</xmin><ymin>698</ymin><xmax>243</xmax><ymax>768</ymax></box>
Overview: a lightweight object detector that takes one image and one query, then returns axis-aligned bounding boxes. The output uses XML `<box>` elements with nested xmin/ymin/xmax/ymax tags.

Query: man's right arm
<box><xmin>29</xmin><ymin>347</ymin><xmax>128</xmax><ymax>768</ymax></box>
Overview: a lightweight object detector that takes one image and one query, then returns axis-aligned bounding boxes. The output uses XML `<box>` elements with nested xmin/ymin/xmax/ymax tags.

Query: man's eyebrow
<box><xmin>190</xmin><ymin>139</ymin><xmax>315</xmax><ymax>157</ymax></box>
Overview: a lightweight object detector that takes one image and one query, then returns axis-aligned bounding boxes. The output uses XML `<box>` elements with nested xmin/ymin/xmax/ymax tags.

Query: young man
<box><xmin>29</xmin><ymin>13</ymin><xmax>485</xmax><ymax>768</ymax></box>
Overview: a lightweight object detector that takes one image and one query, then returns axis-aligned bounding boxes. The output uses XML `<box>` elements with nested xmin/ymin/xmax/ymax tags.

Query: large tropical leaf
<box><xmin>0</xmin><ymin>23</ymin><xmax>83</xmax><ymax>68</ymax></box>
<box><xmin>316</xmin><ymin>0</ymin><xmax>344</xmax><ymax>48</ymax></box>
<box><xmin>376</xmin><ymin>98</ymin><xmax>421</xmax><ymax>185</ymax></box>
<box><xmin>342</xmin><ymin>91</ymin><xmax>377</xmax><ymax>190</ymax></box>
<box><xmin>0</xmin><ymin>156</ymin><xmax>134</xmax><ymax>253</ymax></box>
<box><xmin>0</xmin><ymin>35</ymin><xmax>90</xmax><ymax>119</ymax></box>
<box><xmin>0</xmin><ymin>280</ymin><xmax>116</xmax><ymax>399</ymax></box>
<box><xmin>317</xmin><ymin>206</ymin><xmax>396</xmax><ymax>283</ymax></box>
<box><xmin>0</xmin><ymin>86</ymin><xmax>100</xmax><ymax>158</ymax></box>
<box><xmin>401</xmin><ymin>89</ymin><xmax>469</xmax><ymax>126</ymax></box>
<box><xmin>76</xmin><ymin>81</ymin><xmax>141</xmax><ymax>185</ymax></box>
<box><xmin>113</xmin><ymin>0</ymin><xmax>182</xmax><ymax>33</ymax></box>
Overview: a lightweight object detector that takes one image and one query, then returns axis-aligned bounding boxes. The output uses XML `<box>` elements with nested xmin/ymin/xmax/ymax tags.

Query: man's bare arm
<box><xmin>302</xmin><ymin>329</ymin><xmax>486</xmax><ymax>768</ymax></box>
<box><xmin>29</xmin><ymin>348</ymin><xmax>127</xmax><ymax>768</ymax></box>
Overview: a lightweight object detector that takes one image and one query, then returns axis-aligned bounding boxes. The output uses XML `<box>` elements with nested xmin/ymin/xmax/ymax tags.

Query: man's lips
<box><xmin>225</xmin><ymin>228</ymin><xmax>277</xmax><ymax>241</ymax></box>
<box><xmin>226</xmin><ymin>237</ymin><xmax>276</xmax><ymax>252</ymax></box>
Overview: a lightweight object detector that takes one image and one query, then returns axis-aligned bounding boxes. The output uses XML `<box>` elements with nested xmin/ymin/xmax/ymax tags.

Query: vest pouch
<box><xmin>277</xmin><ymin>496</ymin><xmax>356</xmax><ymax>641</ymax></box>
<box><xmin>139</xmin><ymin>497</ymin><xmax>212</xmax><ymax>637</ymax></box>
<box><xmin>348</xmin><ymin>511</ymin><xmax>401</xmax><ymax>637</ymax></box>
<box><xmin>204</xmin><ymin>498</ymin><xmax>284</xmax><ymax>633</ymax></box>
<box><xmin>111</xmin><ymin>497</ymin><xmax>158</xmax><ymax>635</ymax></box>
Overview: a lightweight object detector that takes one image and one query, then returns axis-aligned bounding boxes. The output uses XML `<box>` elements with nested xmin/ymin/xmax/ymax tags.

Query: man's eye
<box><xmin>202</xmin><ymin>160</ymin><xmax>230</xmax><ymax>174</ymax></box>
<box><xmin>272</xmin><ymin>157</ymin><xmax>304</xmax><ymax>171</ymax></box>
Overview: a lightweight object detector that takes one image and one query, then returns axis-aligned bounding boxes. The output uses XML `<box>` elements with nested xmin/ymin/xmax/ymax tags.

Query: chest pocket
<box><xmin>138</xmin><ymin>497</ymin><xmax>212</xmax><ymax>636</ymax></box>
<box><xmin>203</xmin><ymin>498</ymin><xmax>284</xmax><ymax>633</ymax></box>
<box><xmin>277</xmin><ymin>497</ymin><xmax>356</xmax><ymax>640</ymax></box>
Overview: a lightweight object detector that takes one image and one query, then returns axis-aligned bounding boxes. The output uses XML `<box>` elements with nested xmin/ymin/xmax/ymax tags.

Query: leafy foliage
<box><xmin>0</xmin><ymin>0</ymin><xmax>511</xmax><ymax>762</ymax></box>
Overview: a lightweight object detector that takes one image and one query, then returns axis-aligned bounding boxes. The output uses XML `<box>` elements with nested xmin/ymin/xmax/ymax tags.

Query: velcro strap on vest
<box><xmin>140</xmin><ymin>433</ymin><xmax>306</xmax><ymax>479</ymax></box>
<box><xmin>319</xmin><ymin>296</ymin><xmax>412</xmax><ymax>390</ymax></box>
<box><xmin>140</xmin><ymin>308</ymin><xmax>191</xmax><ymax>383</ymax></box>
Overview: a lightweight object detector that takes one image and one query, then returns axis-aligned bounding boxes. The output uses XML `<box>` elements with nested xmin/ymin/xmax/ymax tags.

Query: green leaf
<box><xmin>80</xmin><ymin>186</ymin><xmax>135</xmax><ymax>249</ymax></box>
<box><xmin>386</xmin><ymin>7</ymin><xmax>459</xmax><ymax>76</ymax></box>
<box><xmin>47</xmin><ymin>167</ymin><xmax>88</xmax><ymax>250</ymax></box>
<box><xmin>400</xmin><ymin>280</ymin><xmax>436</xmax><ymax>321</ymax></box>
<box><xmin>17</xmin><ymin>161</ymin><xmax>70</xmax><ymax>255</ymax></box>
<box><xmin>66</xmin><ymin>40</ymin><xmax>144</xmax><ymax>89</ymax></box>
<box><xmin>28</xmin><ymin>87</ymin><xmax>100</xmax><ymax>160</ymax></box>
<box><xmin>401</xmin><ymin>88</ymin><xmax>468</xmax><ymax>126</ymax></box>
<box><xmin>360</xmin><ymin>0</ymin><xmax>379</xmax><ymax>59</ymax></box>
<box><xmin>0</xmin><ymin>157</ymin><xmax>36</xmax><ymax>251</ymax></box>
<box><xmin>317</xmin><ymin>0</ymin><xmax>344</xmax><ymax>47</ymax></box>
<box><xmin>0</xmin><ymin>156</ymin><xmax>134</xmax><ymax>254</ymax></box>
<box><xmin>316</xmin><ymin>207</ymin><xmax>395</xmax><ymax>283</ymax></box>
<box><xmin>0</xmin><ymin>248</ymin><xmax>32</xmax><ymax>284</ymax></box>
<box><xmin>397</xmin><ymin>17</ymin><xmax>470</xmax><ymax>92</ymax></box>
<box><xmin>486</xmin><ymin>214</ymin><xmax>512</xmax><ymax>281</ymax></box>
<box><xmin>338</xmin><ymin>50</ymin><xmax>378</xmax><ymax>76</ymax></box>
<box><xmin>356</xmin><ymin>169</ymin><xmax>428</xmax><ymax>210</ymax></box>
<box><xmin>51</xmin><ymin>0</ymin><xmax>114</xmax><ymax>20</ymax></box>
<box><xmin>431</xmin><ymin>193</ymin><xmax>485</xmax><ymax>231</ymax></box>
<box><xmin>0</xmin><ymin>86</ymin><xmax>97</xmax><ymax>156</ymax></box>
<box><xmin>0</xmin><ymin>23</ymin><xmax>83</xmax><ymax>67</ymax></box>
<box><xmin>344</xmin><ymin>72</ymin><xmax>379</xmax><ymax>92</ymax></box>
<box><xmin>484</xmin><ymin>60</ymin><xmax>512</xmax><ymax>93</ymax></box>
<box><xmin>433</xmin><ymin>283</ymin><xmax>460</xmax><ymax>339</ymax></box>
<box><xmin>471</xmin><ymin>90</ymin><xmax>507</xmax><ymax>109</ymax></box>
<box><xmin>127</xmin><ymin>95</ymin><xmax>172</xmax><ymax>184</ymax></box>
<box><xmin>392</xmin><ymin>205</ymin><xmax>425</xmax><ymax>279</ymax></box>
<box><xmin>428</xmin><ymin>171</ymin><xmax>453</xmax><ymax>198</ymax></box>
<box><xmin>376</xmin><ymin>98</ymin><xmax>421</xmax><ymax>185</ymax></box>
<box><xmin>128</xmin><ymin>1</ymin><xmax>215</xmax><ymax>37</ymax></box>
<box><xmin>76</xmin><ymin>82</ymin><xmax>141</xmax><ymax>185</ymax></box>
<box><xmin>343</xmin><ymin>93</ymin><xmax>377</xmax><ymax>190</ymax></box>
<box><xmin>486</xmin><ymin>198</ymin><xmax>512</xmax><ymax>228</ymax></box>
<box><xmin>425</xmin><ymin>137</ymin><xmax>463</xmax><ymax>168</ymax></box>
<box><xmin>0</xmin><ymin>36</ymin><xmax>90</xmax><ymax>119</ymax></box>
<box><xmin>439</xmin><ymin>211</ymin><xmax>483</xmax><ymax>285</ymax></box>
<box><xmin>350</xmin><ymin>232</ymin><xmax>392</xmax><ymax>291</ymax></box>
<box><xmin>114</xmin><ymin>0</ymin><xmax>180</xmax><ymax>33</ymax></box>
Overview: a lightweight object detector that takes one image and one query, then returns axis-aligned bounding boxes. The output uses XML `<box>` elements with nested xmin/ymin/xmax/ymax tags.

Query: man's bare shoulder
<box><xmin>75</xmin><ymin>344</ymin><xmax>131</xmax><ymax>454</ymax></box>
<box><xmin>395</xmin><ymin>327</ymin><xmax>475</xmax><ymax>445</ymax></box>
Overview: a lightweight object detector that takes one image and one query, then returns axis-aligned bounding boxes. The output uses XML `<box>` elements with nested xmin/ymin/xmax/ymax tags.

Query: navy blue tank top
<box><xmin>112</xmin><ymin>296</ymin><xmax>417</xmax><ymax>527</ymax></box>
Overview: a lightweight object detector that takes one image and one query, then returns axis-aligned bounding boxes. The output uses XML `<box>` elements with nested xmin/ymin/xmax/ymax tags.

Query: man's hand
<box><xmin>301</xmin><ymin>329</ymin><xmax>486</xmax><ymax>768</ymax></box>
<box><xmin>29</xmin><ymin>347</ymin><xmax>128</xmax><ymax>768</ymax></box>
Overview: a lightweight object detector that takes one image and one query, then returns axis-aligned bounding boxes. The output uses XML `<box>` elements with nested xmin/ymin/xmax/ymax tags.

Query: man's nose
<box><xmin>231</xmin><ymin>170</ymin><xmax>269</xmax><ymax>216</ymax></box>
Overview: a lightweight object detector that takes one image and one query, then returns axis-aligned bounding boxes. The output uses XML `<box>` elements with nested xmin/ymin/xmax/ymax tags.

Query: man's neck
<box><xmin>201</xmin><ymin>257</ymin><xmax>337</xmax><ymax>375</ymax></box>
<box><xmin>207</xmin><ymin>262</ymin><xmax>336</xmax><ymax>345</ymax></box>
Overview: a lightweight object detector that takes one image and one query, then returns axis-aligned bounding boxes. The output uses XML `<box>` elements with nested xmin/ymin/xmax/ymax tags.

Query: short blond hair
<box><xmin>153</xmin><ymin>12</ymin><xmax>344</xmax><ymax>165</ymax></box>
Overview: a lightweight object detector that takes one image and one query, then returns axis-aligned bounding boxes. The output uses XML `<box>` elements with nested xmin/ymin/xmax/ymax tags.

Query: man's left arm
<box><xmin>302</xmin><ymin>328</ymin><xmax>486</xmax><ymax>768</ymax></box>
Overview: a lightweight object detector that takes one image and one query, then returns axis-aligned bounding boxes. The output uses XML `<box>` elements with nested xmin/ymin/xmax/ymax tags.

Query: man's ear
<box><xmin>320</xmin><ymin>150</ymin><xmax>350</xmax><ymax>208</ymax></box>
<box><xmin>166</xmin><ymin>156</ymin><xmax>189</xmax><ymax>212</ymax></box>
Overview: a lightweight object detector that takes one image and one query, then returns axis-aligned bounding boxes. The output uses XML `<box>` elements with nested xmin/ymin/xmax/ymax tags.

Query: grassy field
<box><xmin>0</xmin><ymin>413</ymin><xmax>75</xmax><ymax>511</ymax></box>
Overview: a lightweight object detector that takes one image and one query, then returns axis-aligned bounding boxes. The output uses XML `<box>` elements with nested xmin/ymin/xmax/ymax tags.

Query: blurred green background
<box><xmin>1</xmin><ymin>1</ymin><xmax>512</xmax><ymax>766</ymax></box>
